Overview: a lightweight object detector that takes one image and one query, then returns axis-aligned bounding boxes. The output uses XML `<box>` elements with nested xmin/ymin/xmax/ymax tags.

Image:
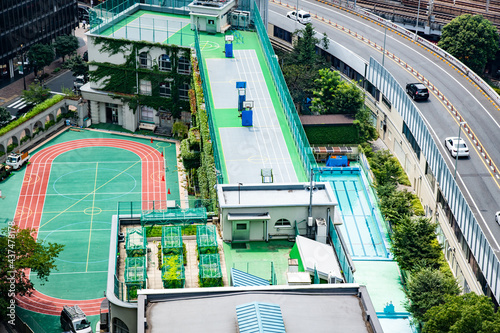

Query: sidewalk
<box><xmin>0</xmin><ymin>23</ymin><xmax>88</xmax><ymax>106</ymax></box>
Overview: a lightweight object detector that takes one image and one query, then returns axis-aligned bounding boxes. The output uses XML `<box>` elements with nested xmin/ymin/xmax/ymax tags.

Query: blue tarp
<box><xmin>326</xmin><ymin>155</ymin><xmax>348</xmax><ymax>167</ymax></box>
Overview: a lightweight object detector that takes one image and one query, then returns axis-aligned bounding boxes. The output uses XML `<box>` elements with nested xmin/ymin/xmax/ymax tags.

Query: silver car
<box><xmin>445</xmin><ymin>137</ymin><xmax>469</xmax><ymax>158</ymax></box>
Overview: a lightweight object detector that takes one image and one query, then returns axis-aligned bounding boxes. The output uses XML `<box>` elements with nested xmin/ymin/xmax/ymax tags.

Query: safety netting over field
<box><xmin>126</xmin><ymin>227</ymin><xmax>147</xmax><ymax>257</ymax></box>
<box><xmin>162</xmin><ymin>226</ymin><xmax>183</xmax><ymax>255</ymax></box>
<box><xmin>124</xmin><ymin>257</ymin><xmax>147</xmax><ymax>300</ymax></box>
<box><xmin>162</xmin><ymin>254</ymin><xmax>185</xmax><ymax>288</ymax></box>
<box><xmin>199</xmin><ymin>253</ymin><xmax>223</xmax><ymax>287</ymax></box>
<box><xmin>197</xmin><ymin>225</ymin><xmax>218</xmax><ymax>254</ymax></box>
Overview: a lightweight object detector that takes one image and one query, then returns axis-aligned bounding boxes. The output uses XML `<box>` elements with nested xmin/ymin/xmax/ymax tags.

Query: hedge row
<box><xmin>304</xmin><ymin>125</ymin><xmax>359</xmax><ymax>145</ymax></box>
<box><xmin>0</xmin><ymin>95</ymin><xmax>64</xmax><ymax>136</ymax></box>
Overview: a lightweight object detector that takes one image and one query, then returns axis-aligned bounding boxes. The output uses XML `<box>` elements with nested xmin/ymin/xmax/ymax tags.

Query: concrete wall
<box><xmin>110</xmin><ymin>303</ymin><xmax>137</xmax><ymax>333</ymax></box>
<box><xmin>0</xmin><ymin>98</ymin><xmax>85</xmax><ymax>162</ymax></box>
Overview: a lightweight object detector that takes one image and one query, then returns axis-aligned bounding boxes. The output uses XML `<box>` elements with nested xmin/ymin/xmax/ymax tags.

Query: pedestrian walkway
<box><xmin>0</xmin><ymin>23</ymin><xmax>88</xmax><ymax>105</ymax></box>
<box><xmin>6</xmin><ymin>98</ymin><xmax>29</xmax><ymax>111</ymax></box>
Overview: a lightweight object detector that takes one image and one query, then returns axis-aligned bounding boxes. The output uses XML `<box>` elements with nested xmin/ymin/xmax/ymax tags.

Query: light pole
<box><xmin>20</xmin><ymin>44</ymin><xmax>27</xmax><ymax>90</ymax></box>
<box><xmin>415</xmin><ymin>0</ymin><xmax>421</xmax><ymax>40</ymax></box>
<box><xmin>453</xmin><ymin>121</ymin><xmax>466</xmax><ymax>180</ymax></box>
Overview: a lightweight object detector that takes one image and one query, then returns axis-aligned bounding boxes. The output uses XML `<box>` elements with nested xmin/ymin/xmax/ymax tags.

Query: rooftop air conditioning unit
<box><xmin>328</xmin><ymin>271</ymin><xmax>342</xmax><ymax>284</ymax></box>
<box><xmin>315</xmin><ymin>218</ymin><xmax>327</xmax><ymax>243</ymax></box>
<box><xmin>231</xmin><ymin>10</ymin><xmax>241</xmax><ymax>25</ymax></box>
<box><xmin>239</xmin><ymin>11</ymin><xmax>250</xmax><ymax>28</ymax></box>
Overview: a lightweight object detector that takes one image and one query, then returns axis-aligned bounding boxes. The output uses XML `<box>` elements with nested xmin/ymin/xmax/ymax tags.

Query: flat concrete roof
<box><xmin>141</xmin><ymin>285</ymin><xmax>382</xmax><ymax>333</ymax></box>
<box><xmin>217</xmin><ymin>183</ymin><xmax>337</xmax><ymax>208</ymax></box>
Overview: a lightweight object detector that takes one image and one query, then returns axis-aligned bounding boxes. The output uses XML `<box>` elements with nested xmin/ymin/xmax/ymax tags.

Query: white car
<box><xmin>496</xmin><ymin>211</ymin><xmax>500</xmax><ymax>225</ymax></box>
<box><xmin>286</xmin><ymin>10</ymin><xmax>311</xmax><ymax>24</ymax></box>
<box><xmin>445</xmin><ymin>137</ymin><xmax>469</xmax><ymax>158</ymax></box>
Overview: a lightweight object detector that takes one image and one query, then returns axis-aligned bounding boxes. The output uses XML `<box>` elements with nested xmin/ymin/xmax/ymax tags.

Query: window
<box><xmin>141</xmin><ymin>106</ymin><xmax>155</xmax><ymax>122</ymax></box>
<box><xmin>273</xmin><ymin>26</ymin><xmax>292</xmax><ymax>43</ymax></box>
<box><xmin>236</xmin><ymin>223</ymin><xmax>247</xmax><ymax>230</ymax></box>
<box><xmin>158</xmin><ymin>54</ymin><xmax>171</xmax><ymax>71</ymax></box>
<box><xmin>159</xmin><ymin>81</ymin><xmax>171</xmax><ymax>98</ymax></box>
<box><xmin>139</xmin><ymin>52</ymin><xmax>151</xmax><ymax>69</ymax></box>
<box><xmin>275</xmin><ymin>218</ymin><xmax>291</xmax><ymax>228</ymax></box>
<box><xmin>112</xmin><ymin>318</ymin><xmax>129</xmax><ymax>333</ymax></box>
<box><xmin>178</xmin><ymin>56</ymin><xmax>191</xmax><ymax>74</ymax></box>
<box><xmin>140</xmin><ymin>80</ymin><xmax>151</xmax><ymax>96</ymax></box>
<box><xmin>179</xmin><ymin>82</ymin><xmax>189</xmax><ymax>100</ymax></box>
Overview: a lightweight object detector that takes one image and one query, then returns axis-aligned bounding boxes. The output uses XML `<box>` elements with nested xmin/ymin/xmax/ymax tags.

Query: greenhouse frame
<box><xmin>196</xmin><ymin>224</ymin><xmax>218</xmax><ymax>255</ymax></box>
<box><xmin>162</xmin><ymin>226</ymin><xmax>183</xmax><ymax>255</ymax></box>
<box><xmin>125</xmin><ymin>226</ymin><xmax>147</xmax><ymax>257</ymax></box>
<box><xmin>199</xmin><ymin>253</ymin><xmax>223</xmax><ymax>287</ymax></box>
<box><xmin>124</xmin><ymin>256</ymin><xmax>147</xmax><ymax>300</ymax></box>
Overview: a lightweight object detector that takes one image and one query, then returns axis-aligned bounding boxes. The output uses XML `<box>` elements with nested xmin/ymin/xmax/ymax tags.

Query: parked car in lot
<box><xmin>406</xmin><ymin>83</ymin><xmax>429</xmax><ymax>101</ymax></box>
<box><xmin>445</xmin><ymin>137</ymin><xmax>469</xmax><ymax>158</ymax></box>
<box><xmin>286</xmin><ymin>10</ymin><xmax>311</xmax><ymax>24</ymax></box>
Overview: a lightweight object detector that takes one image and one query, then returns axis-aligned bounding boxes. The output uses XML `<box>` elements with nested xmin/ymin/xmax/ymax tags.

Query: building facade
<box><xmin>0</xmin><ymin>0</ymin><xmax>78</xmax><ymax>82</ymax></box>
<box><xmin>81</xmin><ymin>36</ymin><xmax>191</xmax><ymax>132</ymax></box>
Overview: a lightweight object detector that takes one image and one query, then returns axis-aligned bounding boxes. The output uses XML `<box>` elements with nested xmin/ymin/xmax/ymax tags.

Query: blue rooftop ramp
<box><xmin>236</xmin><ymin>302</ymin><xmax>286</xmax><ymax>333</ymax></box>
<box><xmin>231</xmin><ymin>268</ymin><xmax>270</xmax><ymax>287</ymax></box>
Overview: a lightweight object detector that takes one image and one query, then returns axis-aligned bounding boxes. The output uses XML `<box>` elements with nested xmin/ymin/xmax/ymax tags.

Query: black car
<box><xmin>406</xmin><ymin>83</ymin><xmax>429</xmax><ymax>101</ymax></box>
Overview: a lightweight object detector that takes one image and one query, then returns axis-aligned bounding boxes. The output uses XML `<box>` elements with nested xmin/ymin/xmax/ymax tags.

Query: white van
<box><xmin>286</xmin><ymin>10</ymin><xmax>312</xmax><ymax>24</ymax></box>
<box><xmin>60</xmin><ymin>305</ymin><xmax>93</xmax><ymax>333</ymax></box>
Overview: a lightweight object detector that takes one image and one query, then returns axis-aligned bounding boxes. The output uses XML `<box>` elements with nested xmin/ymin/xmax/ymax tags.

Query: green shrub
<box><xmin>45</xmin><ymin>120</ymin><xmax>55</xmax><ymax>130</ymax></box>
<box><xmin>53</xmin><ymin>68</ymin><xmax>61</xmax><ymax>73</ymax></box>
<box><xmin>0</xmin><ymin>95</ymin><xmax>64</xmax><ymax>136</ymax></box>
<box><xmin>7</xmin><ymin>143</ymin><xmax>17</xmax><ymax>153</ymax></box>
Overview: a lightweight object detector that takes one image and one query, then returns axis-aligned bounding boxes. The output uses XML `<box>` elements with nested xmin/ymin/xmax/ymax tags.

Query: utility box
<box><xmin>315</xmin><ymin>218</ymin><xmax>327</xmax><ymax>244</ymax></box>
<box><xmin>288</xmin><ymin>258</ymin><xmax>298</xmax><ymax>273</ymax></box>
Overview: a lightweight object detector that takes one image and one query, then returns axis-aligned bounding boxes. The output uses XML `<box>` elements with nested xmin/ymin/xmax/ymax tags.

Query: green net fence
<box><xmin>253</xmin><ymin>3</ymin><xmax>317</xmax><ymax>179</ymax></box>
<box><xmin>142</xmin><ymin>207</ymin><xmax>207</xmax><ymax>225</ymax></box>
<box><xmin>161</xmin><ymin>254</ymin><xmax>185</xmax><ymax>288</ymax></box>
<box><xmin>329</xmin><ymin>218</ymin><xmax>354</xmax><ymax>283</ymax></box>
<box><xmin>162</xmin><ymin>226</ymin><xmax>183</xmax><ymax>255</ymax></box>
<box><xmin>89</xmin><ymin>0</ymin><xmax>192</xmax><ymax>31</ymax></box>
<box><xmin>196</xmin><ymin>224</ymin><xmax>218</xmax><ymax>254</ymax></box>
<box><xmin>194</xmin><ymin>30</ymin><xmax>224</xmax><ymax>184</ymax></box>
<box><xmin>199</xmin><ymin>253</ymin><xmax>223</xmax><ymax>287</ymax></box>
<box><xmin>117</xmin><ymin>200</ymin><xmax>211</xmax><ymax>221</ymax></box>
<box><xmin>126</xmin><ymin>227</ymin><xmax>147</xmax><ymax>257</ymax></box>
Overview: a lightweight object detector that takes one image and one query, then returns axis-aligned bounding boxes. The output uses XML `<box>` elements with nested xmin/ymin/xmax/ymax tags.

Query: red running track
<box><xmin>14</xmin><ymin>138</ymin><xmax>166</xmax><ymax>316</ymax></box>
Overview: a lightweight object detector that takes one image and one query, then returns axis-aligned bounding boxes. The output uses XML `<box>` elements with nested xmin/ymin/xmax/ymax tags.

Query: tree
<box><xmin>64</xmin><ymin>55</ymin><xmax>89</xmax><ymax>79</ymax></box>
<box><xmin>27</xmin><ymin>43</ymin><xmax>55</xmax><ymax>75</ymax></box>
<box><xmin>353</xmin><ymin>106</ymin><xmax>378</xmax><ymax>142</ymax></box>
<box><xmin>404</xmin><ymin>267</ymin><xmax>460</xmax><ymax>323</ymax></box>
<box><xmin>53</xmin><ymin>35</ymin><xmax>79</xmax><ymax>62</ymax></box>
<box><xmin>0</xmin><ymin>225</ymin><xmax>64</xmax><ymax>321</ymax></box>
<box><xmin>438</xmin><ymin>14</ymin><xmax>499</xmax><ymax>74</ymax></box>
<box><xmin>311</xmin><ymin>69</ymin><xmax>365</xmax><ymax>115</ymax></box>
<box><xmin>311</xmin><ymin>69</ymin><xmax>341</xmax><ymax>114</ymax></box>
<box><xmin>423</xmin><ymin>293</ymin><xmax>499</xmax><ymax>333</ymax></box>
<box><xmin>391</xmin><ymin>216</ymin><xmax>442</xmax><ymax>271</ymax></box>
<box><xmin>0</xmin><ymin>107</ymin><xmax>10</xmax><ymax>123</ymax></box>
<box><xmin>22</xmin><ymin>83</ymin><xmax>51</xmax><ymax>105</ymax></box>
<box><xmin>172</xmin><ymin>121</ymin><xmax>188</xmax><ymax>139</ymax></box>
<box><xmin>380</xmin><ymin>189</ymin><xmax>415</xmax><ymax>223</ymax></box>
<box><xmin>280</xmin><ymin>24</ymin><xmax>329</xmax><ymax>113</ymax></box>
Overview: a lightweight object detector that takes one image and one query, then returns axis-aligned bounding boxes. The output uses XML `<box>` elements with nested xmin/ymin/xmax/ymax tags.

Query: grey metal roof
<box><xmin>236</xmin><ymin>302</ymin><xmax>286</xmax><ymax>333</ymax></box>
<box><xmin>231</xmin><ymin>268</ymin><xmax>270</xmax><ymax>287</ymax></box>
